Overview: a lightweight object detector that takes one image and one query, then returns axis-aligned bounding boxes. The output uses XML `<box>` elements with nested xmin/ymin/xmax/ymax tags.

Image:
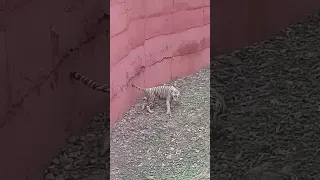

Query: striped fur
<box><xmin>211</xmin><ymin>87</ymin><xmax>226</xmax><ymax>120</ymax></box>
<box><xmin>132</xmin><ymin>84</ymin><xmax>181</xmax><ymax>115</ymax></box>
<box><xmin>70</xmin><ymin>72</ymin><xmax>109</xmax><ymax>93</ymax></box>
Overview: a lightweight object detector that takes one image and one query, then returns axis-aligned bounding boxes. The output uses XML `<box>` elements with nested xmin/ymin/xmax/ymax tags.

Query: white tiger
<box><xmin>132</xmin><ymin>84</ymin><xmax>181</xmax><ymax>115</ymax></box>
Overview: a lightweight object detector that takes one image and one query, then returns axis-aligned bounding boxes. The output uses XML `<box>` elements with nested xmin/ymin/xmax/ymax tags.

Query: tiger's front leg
<box><xmin>166</xmin><ymin>99</ymin><xmax>171</xmax><ymax>115</ymax></box>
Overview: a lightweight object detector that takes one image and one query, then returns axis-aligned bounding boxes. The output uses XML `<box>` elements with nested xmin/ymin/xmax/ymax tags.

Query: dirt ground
<box><xmin>110</xmin><ymin>66</ymin><xmax>210</xmax><ymax>180</ymax></box>
<box><xmin>211</xmin><ymin>10</ymin><xmax>320</xmax><ymax>180</ymax></box>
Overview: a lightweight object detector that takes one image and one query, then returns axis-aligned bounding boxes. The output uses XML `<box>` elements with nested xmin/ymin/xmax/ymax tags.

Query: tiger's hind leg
<box><xmin>145</xmin><ymin>97</ymin><xmax>155</xmax><ymax>113</ymax></box>
<box><xmin>146</xmin><ymin>105</ymin><xmax>154</xmax><ymax>113</ymax></box>
<box><xmin>141</xmin><ymin>97</ymin><xmax>147</xmax><ymax>110</ymax></box>
<box><xmin>140</xmin><ymin>96</ymin><xmax>154</xmax><ymax>113</ymax></box>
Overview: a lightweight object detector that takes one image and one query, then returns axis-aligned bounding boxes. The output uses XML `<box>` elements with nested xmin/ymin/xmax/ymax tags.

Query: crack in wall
<box><xmin>111</xmin><ymin>65</ymin><xmax>145</xmax><ymax>100</ymax></box>
<box><xmin>111</xmin><ymin>55</ymin><xmax>183</xmax><ymax>99</ymax></box>
<box><xmin>111</xmin><ymin>41</ymin><xmax>210</xmax><ymax>100</ymax></box>
<box><xmin>112</xmin><ymin>22</ymin><xmax>209</xmax><ymax>68</ymax></box>
<box><xmin>1</xmin><ymin>14</ymin><xmax>109</xmax><ymax>128</ymax></box>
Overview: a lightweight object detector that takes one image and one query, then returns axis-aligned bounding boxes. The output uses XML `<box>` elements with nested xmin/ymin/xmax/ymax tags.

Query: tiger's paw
<box><xmin>166</xmin><ymin>112</ymin><xmax>172</xmax><ymax>118</ymax></box>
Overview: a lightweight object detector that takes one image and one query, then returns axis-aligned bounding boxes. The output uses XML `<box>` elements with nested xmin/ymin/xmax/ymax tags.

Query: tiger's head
<box><xmin>171</xmin><ymin>88</ymin><xmax>181</xmax><ymax>101</ymax></box>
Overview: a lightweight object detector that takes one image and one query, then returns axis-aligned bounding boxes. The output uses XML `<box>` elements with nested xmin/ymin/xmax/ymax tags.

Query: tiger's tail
<box><xmin>132</xmin><ymin>84</ymin><xmax>145</xmax><ymax>91</ymax></box>
<box><xmin>70</xmin><ymin>72</ymin><xmax>109</xmax><ymax>93</ymax></box>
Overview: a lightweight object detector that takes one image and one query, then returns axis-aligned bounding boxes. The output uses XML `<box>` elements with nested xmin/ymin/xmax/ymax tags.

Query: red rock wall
<box><xmin>110</xmin><ymin>0</ymin><xmax>211</xmax><ymax>127</ymax></box>
<box><xmin>0</xmin><ymin>1</ymin><xmax>108</xmax><ymax>179</ymax></box>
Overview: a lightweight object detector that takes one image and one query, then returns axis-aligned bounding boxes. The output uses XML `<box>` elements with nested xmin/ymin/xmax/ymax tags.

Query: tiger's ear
<box><xmin>173</xmin><ymin>79</ymin><xmax>184</xmax><ymax>88</ymax></box>
<box><xmin>173</xmin><ymin>81</ymin><xmax>177</xmax><ymax>87</ymax></box>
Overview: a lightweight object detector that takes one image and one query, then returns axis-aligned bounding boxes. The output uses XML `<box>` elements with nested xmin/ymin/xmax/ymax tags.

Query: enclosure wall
<box><xmin>212</xmin><ymin>0</ymin><xmax>320</xmax><ymax>55</ymax></box>
<box><xmin>110</xmin><ymin>0</ymin><xmax>211</xmax><ymax>126</ymax></box>
<box><xmin>0</xmin><ymin>1</ymin><xmax>108</xmax><ymax>179</ymax></box>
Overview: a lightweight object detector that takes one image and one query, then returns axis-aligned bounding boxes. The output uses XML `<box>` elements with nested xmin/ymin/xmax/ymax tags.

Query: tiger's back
<box><xmin>145</xmin><ymin>85</ymin><xmax>177</xmax><ymax>100</ymax></box>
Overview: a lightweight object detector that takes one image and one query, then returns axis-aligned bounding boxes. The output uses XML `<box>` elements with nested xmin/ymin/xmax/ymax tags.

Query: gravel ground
<box><xmin>211</xmin><ymin>10</ymin><xmax>320</xmax><ymax>180</ymax></box>
<box><xmin>40</xmin><ymin>66</ymin><xmax>210</xmax><ymax>180</ymax></box>
<box><xmin>110</xmin><ymin>66</ymin><xmax>210</xmax><ymax>180</ymax></box>
<box><xmin>41</xmin><ymin>112</ymin><xmax>109</xmax><ymax>180</ymax></box>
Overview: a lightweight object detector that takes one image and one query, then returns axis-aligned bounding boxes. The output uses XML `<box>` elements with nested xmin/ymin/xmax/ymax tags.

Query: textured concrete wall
<box><xmin>110</xmin><ymin>0</ymin><xmax>211</xmax><ymax>127</ymax></box>
<box><xmin>0</xmin><ymin>1</ymin><xmax>108</xmax><ymax>179</ymax></box>
<box><xmin>212</xmin><ymin>0</ymin><xmax>320</xmax><ymax>56</ymax></box>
